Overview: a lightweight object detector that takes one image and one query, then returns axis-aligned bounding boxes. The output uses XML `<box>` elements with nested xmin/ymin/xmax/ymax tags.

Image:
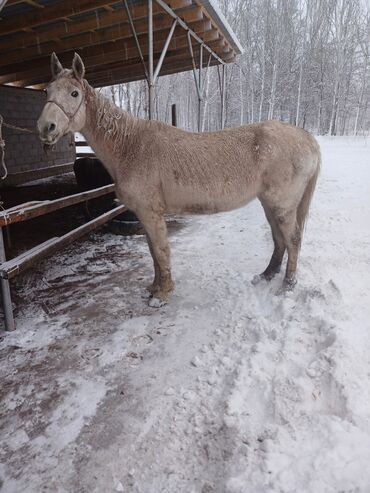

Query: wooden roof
<box><xmin>0</xmin><ymin>0</ymin><xmax>242</xmax><ymax>88</ymax></box>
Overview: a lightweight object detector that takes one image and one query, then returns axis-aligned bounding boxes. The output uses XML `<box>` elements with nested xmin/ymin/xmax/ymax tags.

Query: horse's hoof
<box><xmin>146</xmin><ymin>283</ymin><xmax>158</xmax><ymax>295</ymax></box>
<box><xmin>276</xmin><ymin>277</ymin><xmax>297</xmax><ymax>294</ymax></box>
<box><xmin>148</xmin><ymin>296</ymin><xmax>167</xmax><ymax>308</ymax></box>
<box><xmin>251</xmin><ymin>274</ymin><xmax>268</xmax><ymax>285</ymax></box>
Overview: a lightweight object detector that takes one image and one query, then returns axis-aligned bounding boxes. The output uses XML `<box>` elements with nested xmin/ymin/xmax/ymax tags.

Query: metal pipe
<box><xmin>153</xmin><ymin>19</ymin><xmax>177</xmax><ymax>83</ymax></box>
<box><xmin>187</xmin><ymin>32</ymin><xmax>201</xmax><ymax>101</ymax></box>
<box><xmin>217</xmin><ymin>64</ymin><xmax>225</xmax><ymax>129</ymax></box>
<box><xmin>199</xmin><ymin>44</ymin><xmax>203</xmax><ymax>92</ymax></box>
<box><xmin>221</xmin><ymin>64</ymin><xmax>226</xmax><ymax>129</ymax></box>
<box><xmin>148</xmin><ymin>0</ymin><xmax>154</xmax><ymax>120</ymax></box>
<box><xmin>0</xmin><ymin>227</ymin><xmax>15</xmax><ymax>331</ymax></box>
<box><xmin>123</xmin><ymin>0</ymin><xmax>149</xmax><ymax>81</ymax></box>
<box><xmin>198</xmin><ymin>44</ymin><xmax>203</xmax><ymax>132</ymax></box>
<box><xmin>201</xmin><ymin>53</ymin><xmax>212</xmax><ymax>99</ymax></box>
<box><xmin>154</xmin><ymin>0</ymin><xmax>225</xmax><ymax>66</ymax></box>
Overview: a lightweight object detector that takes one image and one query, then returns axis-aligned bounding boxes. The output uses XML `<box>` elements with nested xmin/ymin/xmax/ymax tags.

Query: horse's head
<box><xmin>37</xmin><ymin>52</ymin><xmax>87</xmax><ymax>146</ymax></box>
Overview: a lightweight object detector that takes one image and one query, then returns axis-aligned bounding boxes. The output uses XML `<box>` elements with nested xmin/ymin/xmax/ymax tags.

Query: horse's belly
<box><xmin>163</xmin><ymin>186</ymin><xmax>255</xmax><ymax>214</ymax></box>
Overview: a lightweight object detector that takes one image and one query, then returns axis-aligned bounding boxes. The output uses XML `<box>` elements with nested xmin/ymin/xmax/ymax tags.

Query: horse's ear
<box><xmin>51</xmin><ymin>52</ymin><xmax>63</xmax><ymax>79</ymax></box>
<box><xmin>72</xmin><ymin>53</ymin><xmax>85</xmax><ymax>81</ymax></box>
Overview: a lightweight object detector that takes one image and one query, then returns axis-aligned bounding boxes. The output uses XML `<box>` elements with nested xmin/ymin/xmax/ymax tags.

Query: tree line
<box><xmin>107</xmin><ymin>0</ymin><xmax>369</xmax><ymax>135</ymax></box>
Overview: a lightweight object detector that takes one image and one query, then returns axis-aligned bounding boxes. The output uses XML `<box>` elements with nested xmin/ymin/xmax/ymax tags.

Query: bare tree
<box><xmin>105</xmin><ymin>0</ymin><xmax>370</xmax><ymax>136</ymax></box>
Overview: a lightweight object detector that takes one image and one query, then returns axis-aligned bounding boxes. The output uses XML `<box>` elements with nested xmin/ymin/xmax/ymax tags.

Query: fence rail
<box><xmin>0</xmin><ymin>183</ymin><xmax>125</xmax><ymax>332</ymax></box>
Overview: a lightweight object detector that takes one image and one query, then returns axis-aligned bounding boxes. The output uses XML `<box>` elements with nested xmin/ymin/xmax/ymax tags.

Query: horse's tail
<box><xmin>297</xmin><ymin>151</ymin><xmax>321</xmax><ymax>232</ymax></box>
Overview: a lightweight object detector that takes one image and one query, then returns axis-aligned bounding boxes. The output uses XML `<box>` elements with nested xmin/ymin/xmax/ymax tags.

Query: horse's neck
<box><xmin>80</xmin><ymin>84</ymin><xmax>138</xmax><ymax>177</ymax></box>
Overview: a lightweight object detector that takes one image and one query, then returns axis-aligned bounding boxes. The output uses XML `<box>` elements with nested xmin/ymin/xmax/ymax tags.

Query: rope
<box><xmin>0</xmin><ymin>114</ymin><xmax>38</xmax><ymax>181</ymax></box>
<box><xmin>2</xmin><ymin>120</ymin><xmax>37</xmax><ymax>135</ymax></box>
<box><xmin>0</xmin><ymin>114</ymin><xmax>8</xmax><ymax>180</ymax></box>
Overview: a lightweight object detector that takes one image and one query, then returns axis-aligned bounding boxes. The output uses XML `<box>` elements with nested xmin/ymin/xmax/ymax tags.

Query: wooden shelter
<box><xmin>0</xmin><ymin>0</ymin><xmax>242</xmax><ymax>114</ymax></box>
<box><xmin>0</xmin><ymin>0</ymin><xmax>242</xmax><ymax>332</ymax></box>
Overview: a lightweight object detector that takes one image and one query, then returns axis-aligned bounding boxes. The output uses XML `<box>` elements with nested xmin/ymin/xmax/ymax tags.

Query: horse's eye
<box><xmin>71</xmin><ymin>90</ymin><xmax>79</xmax><ymax>97</ymax></box>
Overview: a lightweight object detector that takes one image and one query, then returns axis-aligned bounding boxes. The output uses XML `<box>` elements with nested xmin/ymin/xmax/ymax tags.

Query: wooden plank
<box><xmin>80</xmin><ymin>40</ymin><xmax>231</xmax><ymax>80</ymax></box>
<box><xmin>0</xmin><ymin>204</ymin><xmax>127</xmax><ymax>279</ymax></box>
<box><xmin>0</xmin><ymin>0</ymin><xmax>117</xmax><ymax>35</ymax></box>
<box><xmin>0</xmin><ymin>23</ymin><xmax>216</xmax><ymax>77</ymax></box>
<box><xmin>90</xmin><ymin>53</ymin><xmax>224</xmax><ymax>87</ymax></box>
<box><xmin>17</xmin><ymin>42</ymin><xmax>233</xmax><ymax>87</ymax></box>
<box><xmin>2</xmin><ymin>0</ymin><xmax>21</xmax><ymax>5</ymax></box>
<box><xmin>2</xmin><ymin>18</ymin><xmax>211</xmax><ymax>66</ymax></box>
<box><xmin>0</xmin><ymin>29</ymin><xmax>221</xmax><ymax>84</ymax></box>
<box><xmin>0</xmin><ymin>0</ymin><xmax>192</xmax><ymax>36</ymax></box>
<box><xmin>4</xmin><ymin>237</ymin><xmax>58</xmax><ymax>266</ymax></box>
<box><xmin>87</xmin><ymin>45</ymin><xmax>221</xmax><ymax>81</ymax></box>
<box><xmin>0</xmin><ymin>5</ymin><xmax>203</xmax><ymax>54</ymax></box>
<box><xmin>2</xmin><ymin>201</ymin><xmax>45</xmax><ymax>212</ymax></box>
<box><xmin>0</xmin><ymin>184</ymin><xmax>116</xmax><ymax>227</ymax></box>
<box><xmin>1</xmin><ymin>162</ymin><xmax>75</xmax><ymax>187</ymax></box>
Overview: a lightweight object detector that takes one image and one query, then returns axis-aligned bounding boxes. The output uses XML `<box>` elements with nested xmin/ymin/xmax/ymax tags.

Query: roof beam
<box><xmin>0</xmin><ymin>0</ymin><xmax>193</xmax><ymax>36</ymax></box>
<box><xmin>90</xmin><ymin>50</ymin><xmax>234</xmax><ymax>86</ymax></box>
<box><xmin>2</xmin><ymin>18</ymin><xmax>211</xmax><ymax>66</ymax></box>
<box><xmin>0</xmin><ymin>28</ymin><xmax>222</xmax><ymax>83</ymax></box>
<box><xmin>0</xmin><ymin>3</ymin><xmax>202</xmax><ymax>53</ymax></box>
<box><xmin>1</xmin><ymin>0</ymin><xmax>118</xmax><ymax>35</ymax></box>
<box><xmin>12</xmin><ymin>38</ymin><xmax>231</xmax><ymax>87</ymax></box>
<box><xmin>32</xmin><ymin>49</ymin><xmax>229</xmax><ymax>88</ymax></box>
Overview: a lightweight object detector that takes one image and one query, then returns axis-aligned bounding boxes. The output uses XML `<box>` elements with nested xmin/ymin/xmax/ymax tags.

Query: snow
<box><xmin>0</xmin><ymin>136</ymin><xmax>370</xmax><ymax>492</ymax></box>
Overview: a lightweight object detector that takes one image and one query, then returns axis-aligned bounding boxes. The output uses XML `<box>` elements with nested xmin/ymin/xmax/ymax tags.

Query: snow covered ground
<box><xmin>0</xmin><ymin>136</ymin><xmax>369</xmax><ymax>493</ymax></box>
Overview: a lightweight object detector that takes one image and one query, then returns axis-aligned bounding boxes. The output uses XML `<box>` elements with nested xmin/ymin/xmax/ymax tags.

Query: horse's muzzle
<box><xmin>38</xmin><ymin>121</ymin><xmax>60</xmax><ymax>145</ymax></box>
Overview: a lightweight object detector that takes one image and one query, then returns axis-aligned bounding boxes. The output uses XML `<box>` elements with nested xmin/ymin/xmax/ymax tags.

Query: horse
<box><xmin>37</xmin><ymin>53</ymin><xmax>320</xmax><ymax>307</ymax></box>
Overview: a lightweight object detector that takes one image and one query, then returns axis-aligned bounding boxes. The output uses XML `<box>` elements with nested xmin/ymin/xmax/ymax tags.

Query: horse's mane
<box><xmin>84</xmin><ymin>83</ymin><xmax>167</xmax><ymax>153</ymax></box>
<box><xmin>86</xmin><ymin>85</ymin><xmax>138</xmax><ymax>144</ymax></box>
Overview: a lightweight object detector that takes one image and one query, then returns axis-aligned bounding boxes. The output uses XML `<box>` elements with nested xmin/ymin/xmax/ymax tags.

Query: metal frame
<box><xmin>218</xmin><ymin>63</ymin><xmax>226</xmax><ymax>129</ymax></box>
<box><xmin>0</xmin><ymin>184</ymin><xmax>125</xmax><ymax>331</ymax></box>
<box><xmin>123</xmin><ymin>0</ymin><xmax>227</xmax><ymax>127</ymax></box>
<box><xmin>123</xmin><ymin>0</ymin><xmax>179</xmax><ymax>120</ymax></box>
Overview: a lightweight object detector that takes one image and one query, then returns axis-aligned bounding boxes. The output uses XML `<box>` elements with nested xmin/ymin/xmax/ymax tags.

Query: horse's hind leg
<box><xmin>274</xmin><ymin>209</ymin><xmax>301</xmax><ymax>290</ymax></box>
<box><xmin>260</xmin><ymin>201</ymin><xmax>286</xmax><ymax>280</ymax></box>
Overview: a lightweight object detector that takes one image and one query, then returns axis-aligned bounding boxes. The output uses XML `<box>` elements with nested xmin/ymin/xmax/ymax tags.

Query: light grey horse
<box><xmin>38</xmin><ymin>53</ymin><xmax>320</xmax><ymax>306</ymax></box>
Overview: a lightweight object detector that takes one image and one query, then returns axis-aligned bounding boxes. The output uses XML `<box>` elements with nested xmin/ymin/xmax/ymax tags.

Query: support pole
<box><xmin>0</xmin><ymin>227</ymin><xmax>15</xmax><ymax>331</ymax></box>
<box><xmin>222</xmin><ymin>64</ymin><xmax>226</xmax><ymax>129</ymax></box>
<box><xmin>148</xmin><ymin>0</ymin><xmax>154</xmax><ymax>120</ymax></box>
<box><xmin>123</xmin><ymin>0</ymin><xmax>148</xmax><ymax>81</ymax></box>
<box><xmin>187</xmin><ymin>32</ymin><xmax>201</xmax><ymax>101</ymax></box>
<box><xmin>153</xmin><ymin>19</ymin><xmax>177</xmax><ymax>83</ymax></box>
<box><xmin>187</xmin><ymin>32</ymin><xmax>203</xmax><ymax>132</ymax></box>
<box><xmin>171</xmin><ymin>104</ymin><xmax>177</xmax><ymax>127</ymax></box>
<box><xmin>219</xmin><ymin>64</ymin><xmax>226</xmax><ymax>130</ymax></box>
<box><xmin>154</xmin><ymin>0</ymin><xmax>225</xmax><ymax>65</ymax></box>
<box><xmin>198</xmin><ymin>44</ymin><xmax>203</xmax><ymax>132</ymax></box>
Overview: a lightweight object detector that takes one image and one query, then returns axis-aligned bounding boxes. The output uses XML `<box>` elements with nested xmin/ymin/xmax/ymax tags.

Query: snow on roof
<box><xmin>199</xmin><ymin>0</ymin><xmax>244</xmax><ymax>55</ymax></box>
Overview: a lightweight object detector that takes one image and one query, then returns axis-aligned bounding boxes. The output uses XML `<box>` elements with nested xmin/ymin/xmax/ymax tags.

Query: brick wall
<box><xmin>0</xmin><ymin>85</ymin><xmax>75</xmax><ymax>175</ymax></box>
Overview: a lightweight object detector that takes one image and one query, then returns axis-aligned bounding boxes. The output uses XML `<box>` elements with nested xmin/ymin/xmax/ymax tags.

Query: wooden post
<box><xmin>171</xmin><ymin>104</ymin><xmax>177</xmax><ymax>127</ymax></box>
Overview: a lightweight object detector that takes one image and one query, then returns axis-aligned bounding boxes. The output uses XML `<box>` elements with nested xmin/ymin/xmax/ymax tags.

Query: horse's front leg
<box><xmin>137</xmin><ymin>210</ymin><xmax>174</xmax><ymax>307</ymax></box>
